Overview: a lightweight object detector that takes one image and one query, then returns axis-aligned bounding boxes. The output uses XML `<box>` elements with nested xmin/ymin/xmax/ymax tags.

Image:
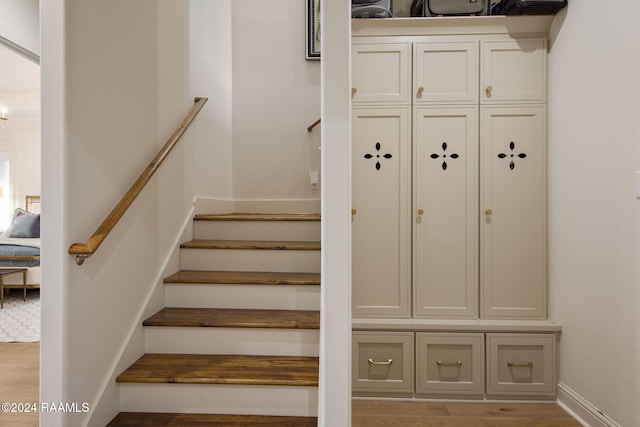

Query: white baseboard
<box><xmin>557</xmin><ymin>382</ymin><xmax>622</xmax><ymax>427</ymax></box>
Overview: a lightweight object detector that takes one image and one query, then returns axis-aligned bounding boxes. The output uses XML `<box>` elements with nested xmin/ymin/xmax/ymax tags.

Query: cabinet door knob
<box><xmin>485</xmin><ymin>85</ymin><xmax>493</xmax><ymax>95</ymax></box>
<box><xmin>417</xmin><ymin>86</ymin><xmax>424</xmax><ymax>95</ymax></box>
<box><xmin>485</xmin><ymin>209</ymin><xmax>492</xmax><ymax>216</ymax></box>
<box><xmin>352</xmin><ymin>209</ymin><xmax>357</xmax><ymax>215</ymax></box>
<box><xmin>417</xmin><ymin>209</ymin><xmax>424</xmax><ymax>215</ymax></box>
<box><xmin>352</xmin><ymin>87</ymin><xmax>357</xmax><ymax>95</ymax></box>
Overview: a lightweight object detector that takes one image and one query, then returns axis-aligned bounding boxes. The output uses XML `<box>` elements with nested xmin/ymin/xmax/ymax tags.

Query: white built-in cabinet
<box><xmin>351</xmin><ymin>16</ymin><xmax>560</xmax><ymax>400</ymax></box>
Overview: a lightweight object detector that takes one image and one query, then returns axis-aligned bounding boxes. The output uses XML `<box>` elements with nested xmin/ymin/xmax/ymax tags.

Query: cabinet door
<box><xmin>414</xmin><ymin>107</ymin><xmax>478</xmax><ymax>319</ymax></box>
<box><xmin>414</xmin><ymin>40</ymin><xmax>478</xmax><ymax>104</ymax></box>
<box><xmin>481</xmin><ymin>39</ymin><xmax>547</xmax><ymax>104</ymax></box>
<box><xmin>353</xmin><ymin>108</ymin><xmax>411</xmax><ymax>317</ymax></box>
<box><xmin>481</xmin><ymin>106</ymin><xmax>546</xmax><ymax>319</ymax></box>
<box><xmin>352</xmin><ymin>43</ymin><xmax>411</xmax><ymax>104</ymax></box>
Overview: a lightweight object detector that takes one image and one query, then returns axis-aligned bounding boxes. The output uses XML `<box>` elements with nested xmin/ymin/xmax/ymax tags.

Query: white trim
<box><xmin>351</xmin><ymin>15</ymin><xmax>555</xmax><ymax>37</ymax></box>
<box><xmin>557</xmin><ymin>382</ymin><xmax>622</xmax><ymax>427</ymax></box>
<box><xmin>353</xmin><ymin>318</ymin><xmax>562</xmax><ymax>332</ymax></box>
<box><xmin>40</xmin><ymin>0</ymin><xmax>67</xmax><ymax>424</ymax></box>
<box><xmin>0</xmin><ymin>35</ymin><xmax>40</xmax><ymax>64</ymax></box>
<box><xmin>85</xmin><ymin>205</ymin><xmax>196</xmax><ymax>426</ymax></box>
<box><xmin>318</xmin><ymin>0</ymin><xmax>352</xmax><ymax>425</ymax></box>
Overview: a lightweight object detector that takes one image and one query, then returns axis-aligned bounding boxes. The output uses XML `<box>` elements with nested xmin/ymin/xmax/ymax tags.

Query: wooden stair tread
<box><xmin>116</xmin><ymin>354</ymin><xmax>319</xmax><ymax>386</ymax></box>
<box><xmin>108</xmin><ymin>412</ymin><xmax>318</xmax><ymax>426</ymax></box>
<box><xmin>181</xmin><ymin>239</ymin><xmax>321</xmax><ymax>250</ymax></box>
<box><xmin>194</xmin><ymin>213</ymin><xmax>320</xmax><ymax>221</ymax></box>
<box><xmin>163</xmin><ymin>270</ymin><xmax>321</xmax><ymax>285</ymax></box>
<box><xmin>143</xmin><ymin>307</ymin><xmax>320</xmax><ymax>329</ymax></box>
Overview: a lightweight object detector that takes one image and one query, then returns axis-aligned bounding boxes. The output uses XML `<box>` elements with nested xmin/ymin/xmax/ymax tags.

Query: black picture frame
<box><xmin>306</xmin><ymin>0</ymin><xmax>321</xmax><ymax>60</ymax></box>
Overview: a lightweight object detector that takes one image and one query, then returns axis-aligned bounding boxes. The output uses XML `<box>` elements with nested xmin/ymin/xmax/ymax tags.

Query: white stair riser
<box><xmin>181</xmin><ymin>249</ymin><xmax>320</xmax><ymax>273</ymax></box>
<box><xmin>145</xmin><ymin>327</ymin><xmax>319</xmax><ymax>357</ymax></box>
<box><xmin>194</xmin><ymin>221</ymin><xmax>320</xmax><ymax>242</ymax></box>
<box><xmin>119</xmin><ymin>383</ymin><xmax>318</xmax><ymax>417</ymax></box>
<box><xmin>165</xmin><ymin>284</ymin><xmax>320</xmax><ymax>310</ymax></box>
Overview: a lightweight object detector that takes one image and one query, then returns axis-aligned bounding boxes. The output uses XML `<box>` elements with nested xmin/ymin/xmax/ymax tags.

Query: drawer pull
<box><xmin>368</xmin><ymin>358</ymin><xmax>393</xmax><ymax>366</ymax></box>
<box><xmin>437</xmin><ymin>360</ymin><xmax>462</xmax><ymax>367</ymax></box>
<box><xmin>507</xmin><ymin>361</ymin><xmax>533</xmax><ymax>368</ymax></box>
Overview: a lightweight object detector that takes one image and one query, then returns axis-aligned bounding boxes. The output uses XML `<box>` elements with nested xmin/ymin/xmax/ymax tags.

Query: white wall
<box><xmin>0</xmin><ymin>44</ymin><xmax>41</xmax><ymax>222</ymax></box>
<box><xmin>231</xmin><ymin>0</ymin><xmax>321</xmax><ymax>202</ymax></box>
<box><xmin>0</xmin><ymin>0</ymin><xmax>40</xmax><ymax>58</ymax></box>
<box><xmin>41</xmin><ymin>1</ymin><xmax>193</xmax><ymax>425</ymax></box>
<box><xmin>0</xmin><ymin>120</ymin><xmax>40</xmax><ymax>224</ymax></box>
<box><xmin>189</xmin><ymin>0</ymin><xmax>234</xmax><ymax>203</ymax></box>
<box><xmin>548</xmin><ymin>2</ymin><xmax>640</xmax><ymax>426</ymax></box>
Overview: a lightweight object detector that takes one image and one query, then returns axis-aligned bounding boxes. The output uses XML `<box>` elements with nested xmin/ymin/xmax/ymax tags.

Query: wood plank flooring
<box><xmin>194</xmin><ymin>213</ymin><xmax>320</xmax><ymax>221</ymax></box>
<box><xmin>352</xmin><ymin>400</ymin><xmax>583</xmax><ymax>427</ymax></box>
<box><xmin>180</xmin><ymin>240</ymin><xmax>321</xmax><ymax>250</ymax></box>
<box><xmin>143</xmin><ymin>307</ymin><xmax>320</xmax><ymax>329</ymax></box>
<box><xmin>163</xmin><ymin>270</ymin><xmax>321</xmax><ymax>285</ymax></box>
<box><xmin>108</xmin><ymin>412</ymin><xmax>318</xmax><ymax>426</ymax></box>
<box><xmin>0</xmin><ymin>343</ymin><xmax>39</xmax><ymax>427</ymax></box>
<box><xmin>0</xmin><ymin>344</ymin><xmax>583</xmax><ymax>427</ymax></box>
<box><xmin>116</xmin><ymin>353</ymin><xmax>319</xmax><ymax>386</ymax></box>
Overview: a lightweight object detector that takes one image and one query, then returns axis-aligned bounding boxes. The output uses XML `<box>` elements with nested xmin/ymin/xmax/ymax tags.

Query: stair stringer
<box><xmin>84</xmin><ymin>208</ymin><xmax>192</xmax><ymax>426</ymax></box>
<box><xmin>86</xmin><ymin>198</ymin><xmax>233</xmax><ymax>427</ymax></box>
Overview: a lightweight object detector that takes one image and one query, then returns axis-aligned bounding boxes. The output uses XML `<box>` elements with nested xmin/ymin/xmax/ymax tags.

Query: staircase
<box><xmin>108</xmin><ymin>213</ymin><xmax>321</xmax><ymax>426</ymax></box>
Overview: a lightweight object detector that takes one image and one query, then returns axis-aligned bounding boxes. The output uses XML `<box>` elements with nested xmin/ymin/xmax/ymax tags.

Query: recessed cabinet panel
<box><xmin>353</xmin><ymin>332</ymin><xmax>414</xmax><ymax>394</ymax></box>
<box><xmin>481</xmin><ymin>106</ymin><xmax>547</xmax><ymax>319</ymax></box>
<box><xmin>416</xmin><ymin>333</ymin><xmax>484</xmax><ymax>396</ymax></box>
<box><xmin>486</xmin><ymin>333</ymin><xmax>556</xmax><ymax>398</ymax></box>
<box><xmin>481</xmin><ymin>39</ymin><xmax>547</xmax><ymax>104</ymax></box>
<box><xmin>414</xmin><ymin>107</ymin><xmax>478</xmax><ymax>318</ymax></box>
<box><xmin>352</xmin><ymin>108</ymin><xmax>411</xmax><ymax>317</ymax></box>
<box><xmin>415</xmin><ymin>41</ymin><xmax>478</xmax><ymax>104</ymax></box>
<box><xmin>352</xmin><ymin>43</ymin><xmax>411</xmax><ymax>104</ymax></box>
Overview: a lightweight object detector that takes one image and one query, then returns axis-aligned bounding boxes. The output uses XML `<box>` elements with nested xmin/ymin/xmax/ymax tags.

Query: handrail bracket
<box><xmin>75</xmin><ymin>254</ymin><xmax>90</xmax><ymax>266</ymax></box>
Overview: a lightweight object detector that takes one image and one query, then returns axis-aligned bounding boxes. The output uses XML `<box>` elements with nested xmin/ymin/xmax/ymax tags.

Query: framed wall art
<box><xmin>306</xmin><ymin>0</ymin><xmax>321</xmax><ymax>60</ymax></box>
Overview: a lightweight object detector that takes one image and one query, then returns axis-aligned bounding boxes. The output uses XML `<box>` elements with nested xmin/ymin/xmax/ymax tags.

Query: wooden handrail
<box><xmin>68</xmin><ymin>97</ymin><xmax>208</xmax><ymax>265</ymax></box>
<box><xmin>307</xmin><ymin>118</ymin><xmax>321</xmax><ymax>132</ymax></box>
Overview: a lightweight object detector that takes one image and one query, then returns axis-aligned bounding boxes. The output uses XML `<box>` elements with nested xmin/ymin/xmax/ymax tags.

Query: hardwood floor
<box><xmin>353</xmin><ymin>399</ymin><xmax>583</xmax><ymax>427</ymax></box>
<box><xmin>0</xmin><ymin>343</ymin><xmax>39</xmax><ymax>427</ymax></box>
<box><xmin>0</xmin><ymin>343</ymin><xmax>583</xmax><ymax>427</ymax></box>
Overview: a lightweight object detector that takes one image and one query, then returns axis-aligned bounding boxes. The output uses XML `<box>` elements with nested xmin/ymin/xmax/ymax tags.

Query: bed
<box><xmin>0</xmin><ymin>195</ymin><xmax>41</xmax><ymax>290</ymax></box>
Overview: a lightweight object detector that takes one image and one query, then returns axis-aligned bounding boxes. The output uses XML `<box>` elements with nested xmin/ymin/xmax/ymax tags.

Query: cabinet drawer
<box><xmin>486</xmin><ymin>333</ymin><xmax>557</xmax><ymax>398</ymax></box>
<box><xmin>415</xmin><ymin>333</ymin><xmax>484</xmax><ymax>396</ymax></box>
<box><xmin>353</xmin><ymin>332</ymin><xmax>413</xmax><ymax>394</ymax></box>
